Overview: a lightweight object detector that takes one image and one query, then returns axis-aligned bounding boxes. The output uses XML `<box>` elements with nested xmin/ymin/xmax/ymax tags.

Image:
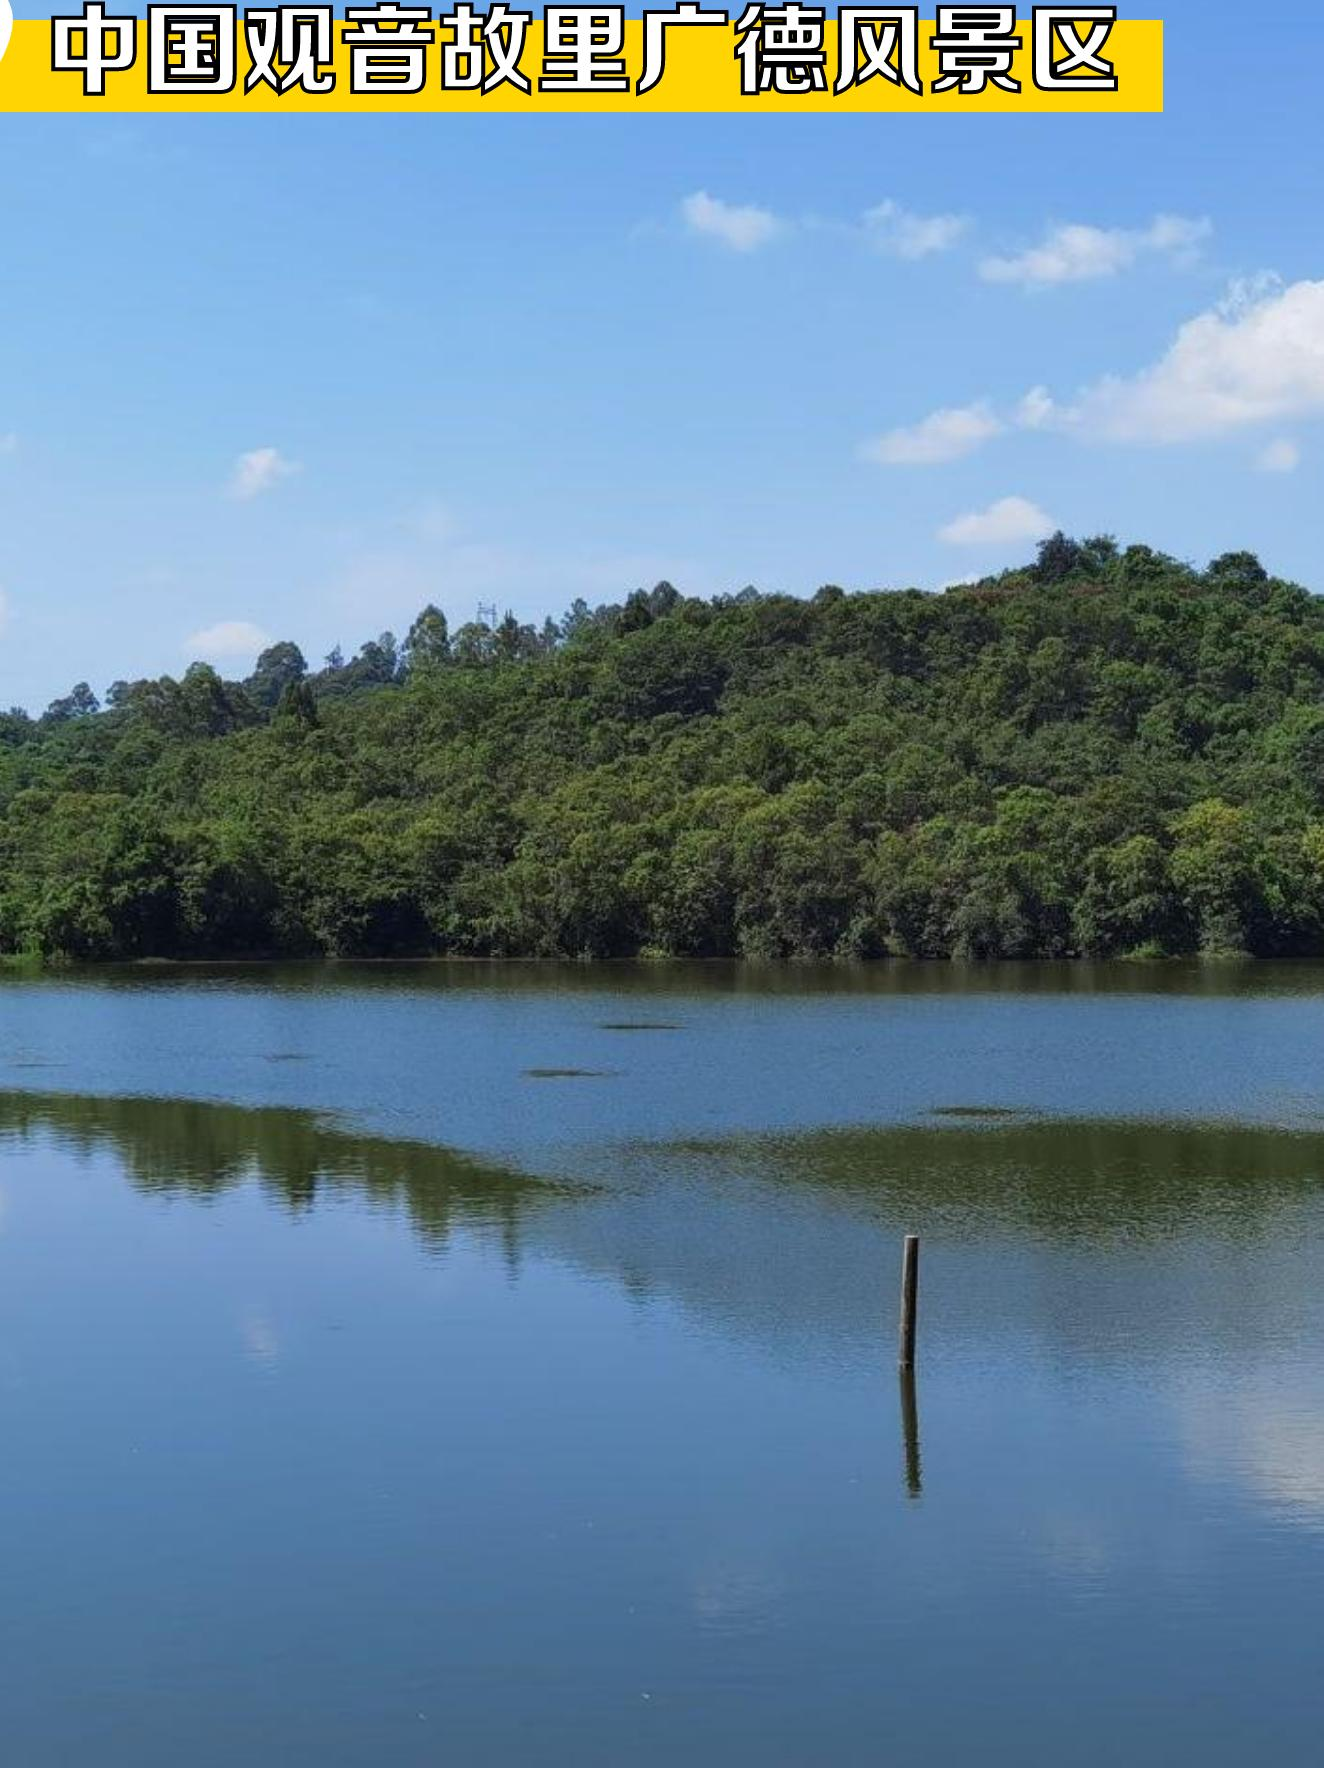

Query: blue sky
<box><xmin>1</xmin><ymin>0</ymin><xmax>1322</xmax><ymax>708</ymax></box>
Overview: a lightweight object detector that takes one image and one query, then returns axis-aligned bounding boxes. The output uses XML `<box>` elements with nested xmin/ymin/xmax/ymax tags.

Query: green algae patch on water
<box><xmin>928</xmin><ymin>1104</ymin><xmax>1030</xmax><ymax>1120</ymax></box>
<box><xmin>523</xmin><ymin>1068</ymin><xmax>615</xmax><ymax>1079</ymax></box>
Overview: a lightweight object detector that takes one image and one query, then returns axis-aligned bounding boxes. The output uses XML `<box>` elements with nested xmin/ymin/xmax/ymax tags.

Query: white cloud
<box><xmin>184</xmin><ymin>620</ymin><xmax>273</xmax><ymax>664</ymax></box>
<box><xmin>1016</xmin><ymin>386</ymin><xmax>1056</xmax><ymax>430</ymax></box>
<box><xmin>980</xmin><ymin>214</ymin><xmax>1210</xmax><ymax>288</ymax></box>
<box><xmin>862</xmin><ymin>401</ymin><xmax>1003</xmax><ymax>466</ymax></box>
<box><xmin>1218</xmin><ymin>271</ymin><xmax>1283</xmax><ymax>316</ymax></box>
<box><xmin>1258</xmin><ymin>437</ymin><xmax>1300</xmax><ymax>473</ymax></box>
<box><xmin>1047</xmin><ymin>277</ymin><xmax>1324</xmax><ymax>443</ymax></box>
<box><xmin>680</xmin><ymin>191</ymin><xmax>781</xmax><ymax>253</ymax></box>
<box><xmin>863</xmin><ymin>199</ymin><xmax>969</xmax><ymax>260</ymax></box>
<box><xmin>228</xmin><ymin>446</ymin><xmax>298</xmax><ymax>500</ymax></box>
<box><xmin>677</xmin><ymin>193</ymin><xmax>966</xmax><ymax>260</ymax></box>
<box><xmin>938</xmin><ymin>496</ymin><xmax>1055</xmax><ymax>548</ymax></box>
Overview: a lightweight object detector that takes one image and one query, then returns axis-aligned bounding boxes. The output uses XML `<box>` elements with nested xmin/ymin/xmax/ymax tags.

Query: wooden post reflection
<box><xmin>899</xmin><ymin>1366</ymin><xmax>922</xmax><ymax>1499</ymax></box>
<box><xmin>898</xmin><ymin>1234</ymin><xmax>919</xmax><ymax>1370</ymax></box>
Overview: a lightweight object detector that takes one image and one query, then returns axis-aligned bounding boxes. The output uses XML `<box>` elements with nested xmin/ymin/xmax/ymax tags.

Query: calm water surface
<box><xmin>1</xmin><ymin>961</ymin><xmax>1323</xmax><ymax>1764</ymax></box>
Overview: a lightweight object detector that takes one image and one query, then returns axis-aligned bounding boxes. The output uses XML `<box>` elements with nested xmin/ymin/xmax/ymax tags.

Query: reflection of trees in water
<box><xmin>11</xmin><ymin>956</ymin><xmax>1323</xmax><ymax>1002</ymax></box>
<box><xmin>5</xmin><ymin>1084</ymin><xmax>1320</xmax><ymax>1251</ymax></box>
<box><xmin>654</xmin><ymin>1117</ymin><xmax>1324</xmax><ymax>1242</ymax></box>
<box><xmin>4</xmin><ymin>1087</ymin><xmax>1324</xmax><ymax>1369</ymax></box>
<box><xmin>0</xmin><ymin>1089</ymin><xmax>568</xmax><ymax>1255</ymax></box>
<box><xmin>531</xmin><ymin>1118</ymin><xmax>1324</xmax><ymax>1368</ymax></box>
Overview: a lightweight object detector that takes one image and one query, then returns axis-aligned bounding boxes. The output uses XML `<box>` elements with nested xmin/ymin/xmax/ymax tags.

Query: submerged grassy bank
<box><xmin>6</xmin><ymin>535</ymin><xmax>1324</xmax><ymax>962</ymax></box>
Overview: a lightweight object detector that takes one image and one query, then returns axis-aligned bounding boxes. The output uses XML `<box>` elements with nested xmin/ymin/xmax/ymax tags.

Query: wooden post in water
<box><xmin>898</xmin><ymin>1234</ymin><xmax>919</xmax><ymax>1370</ymax></box>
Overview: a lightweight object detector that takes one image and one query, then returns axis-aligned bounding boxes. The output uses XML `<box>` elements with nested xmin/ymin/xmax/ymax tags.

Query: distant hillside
<box><xmin>6</xmin><ymin>535</ymin><xmax>1324</xmax><ymax>961</ymax></box>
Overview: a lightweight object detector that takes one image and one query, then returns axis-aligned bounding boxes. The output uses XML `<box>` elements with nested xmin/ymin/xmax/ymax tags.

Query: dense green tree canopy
<box><xmin>244</xmin><ymin>641</ymin><xmax>307</xmax><ymax>710</ymax></box>
<box><xmin>7</xmin><ymin>536</ymin><xmax>1324</xmax><ymax>962</ymax></box>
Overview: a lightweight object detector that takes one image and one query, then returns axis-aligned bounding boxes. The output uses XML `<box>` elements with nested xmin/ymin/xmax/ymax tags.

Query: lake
<box><xmin>1</xmin><ymin>960</ymin><xmax>1323</xmax><ymax>1764</ymax></box>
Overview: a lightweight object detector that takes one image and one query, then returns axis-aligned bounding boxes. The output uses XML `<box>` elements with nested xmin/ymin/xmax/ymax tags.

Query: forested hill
<box><xmin>6</xmin><ymin>534</ymin><xmax>1324</xmax><ymax>963</ymax></box>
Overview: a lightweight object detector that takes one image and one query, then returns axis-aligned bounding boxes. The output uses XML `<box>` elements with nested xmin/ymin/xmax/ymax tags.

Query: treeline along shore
<box><xmin>8</xmin><ymin>535</ymin><xmax>1324</xmax><ymax>962</ymax></box>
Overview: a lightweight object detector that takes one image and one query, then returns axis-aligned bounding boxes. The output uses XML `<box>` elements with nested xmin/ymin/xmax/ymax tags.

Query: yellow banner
<box><xmin>0</xmin><ymin>12</ymin><xmax>1164</xmax><ymax>114</ymax></box>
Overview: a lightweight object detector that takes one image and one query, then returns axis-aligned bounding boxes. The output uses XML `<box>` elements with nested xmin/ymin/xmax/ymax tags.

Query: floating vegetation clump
<box><xmin>524</xmin><ymin>1068</ymin><xmax>613</xmax><ymax>1079</ymax></box>
<box><xmin>928</xmin><ymin>1104</ymin><xmax>1028</xmax><ymax>1120</ymax></box>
